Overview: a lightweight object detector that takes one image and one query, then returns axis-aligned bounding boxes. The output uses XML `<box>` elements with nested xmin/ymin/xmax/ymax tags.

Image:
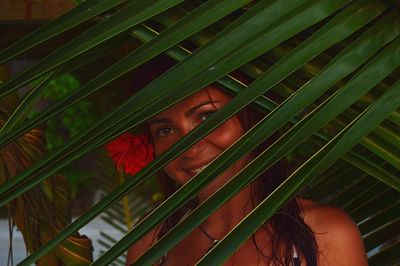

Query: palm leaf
<box><xmin>93</xmin><ymin>153</ymin><xmax>156</xmax><ymax>264</ymax></box>
<box><xmin>1</xmin><ymin>0</ymin><xmax>399</xmax><ymax>265</ymax></box>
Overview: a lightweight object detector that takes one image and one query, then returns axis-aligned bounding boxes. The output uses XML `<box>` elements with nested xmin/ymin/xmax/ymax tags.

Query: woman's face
<box><xmin>148</xmin><ymin>87</ymin><xmax>249</xmax><ymax>192</ymax></box>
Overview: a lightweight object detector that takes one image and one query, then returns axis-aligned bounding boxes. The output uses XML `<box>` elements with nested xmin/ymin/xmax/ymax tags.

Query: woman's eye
<box><xmin>200</xmin><ymin>111</ymin><xmax>214</xmax><ymax>121</ymax></box>
<box><xmin>156</xmin><ymin>127</ymin><xmax>173</xmax><ymax>137</ymax></box>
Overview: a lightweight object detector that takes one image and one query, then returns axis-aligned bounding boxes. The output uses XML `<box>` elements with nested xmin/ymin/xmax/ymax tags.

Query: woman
<box><xmin>119</xmin><ymin>85</ymin><xmax>367</xmax><ymax>265</ymax></box>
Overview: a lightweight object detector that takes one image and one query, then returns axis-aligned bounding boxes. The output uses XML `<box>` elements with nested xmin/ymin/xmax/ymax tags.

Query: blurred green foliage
<box><xmin>40</xmin><ymin>73</ymin><xmax>97</xmax><ymax>198</ymax></box>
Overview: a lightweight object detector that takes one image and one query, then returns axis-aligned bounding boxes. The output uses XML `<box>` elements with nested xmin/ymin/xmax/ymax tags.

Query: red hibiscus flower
<box><xmin>105</xmin><ymin>132</ymin><xmax>154</xmax><ymax>175</ymax></box>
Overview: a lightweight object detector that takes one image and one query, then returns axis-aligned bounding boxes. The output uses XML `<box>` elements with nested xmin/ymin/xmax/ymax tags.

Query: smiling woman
<box><xmin>148</xmin><ymin>87</ymin><xmax>246</xmax><ymax>194</ymax></box>
<box><xmin>121</xmin><ymin>83</ymin><xmax>368</xmax><ymax>266</ymax></box>
<box><xmin>1</xmin><ymin>0</ymin><xmax>399</xmax><ymax>265</ymax></box>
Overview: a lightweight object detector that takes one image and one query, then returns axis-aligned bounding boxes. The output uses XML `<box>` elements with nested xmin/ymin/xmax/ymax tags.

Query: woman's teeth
<box><xmin>192</xmin><ymin>163</ymin><xmax>210</xmax><ymax>174</ymax></box>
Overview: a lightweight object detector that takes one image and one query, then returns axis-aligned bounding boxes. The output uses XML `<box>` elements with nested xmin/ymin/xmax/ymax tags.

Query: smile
<box><xmin>188</xmin><ymin>162</ymin><xmax>212</xmax><ymax>175</ymax></box>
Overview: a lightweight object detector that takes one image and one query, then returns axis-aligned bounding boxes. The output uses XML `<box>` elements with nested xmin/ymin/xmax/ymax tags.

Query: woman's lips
<box><xmin>185</xmin><ymin>162</ymin><xmax>212</xmax><ymax>176</ymax></box>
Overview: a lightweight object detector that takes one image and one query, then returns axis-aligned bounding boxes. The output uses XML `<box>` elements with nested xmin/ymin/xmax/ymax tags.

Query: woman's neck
<box><xmin>197</xmin><ymin>184</ymin><xmax>255</xmax><ymax>240</ymax></box>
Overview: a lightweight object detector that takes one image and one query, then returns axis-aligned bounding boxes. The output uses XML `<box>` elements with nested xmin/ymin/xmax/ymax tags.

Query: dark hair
<box><xmin>151</xmin><ymin>90</ymin><xmax>318</xmax><ymax>266</ymax></box>
<box><xmin>132</xmin><ymin>55</ymin><xmax>318</xmax><ymax>265</ymax></box>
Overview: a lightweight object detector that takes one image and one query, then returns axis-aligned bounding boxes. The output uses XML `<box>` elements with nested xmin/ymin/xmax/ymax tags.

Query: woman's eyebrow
<box><xmin>148</xmin><ymin>100</ymin><xmax>222</xmax><ymax>126</ymax></box>
<box><xmin>184</xmin><ymin>100</ymin><xmax>222</xmax><ymax>117</ymax></box>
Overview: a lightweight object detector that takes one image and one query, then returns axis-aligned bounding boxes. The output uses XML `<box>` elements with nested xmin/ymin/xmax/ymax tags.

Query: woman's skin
<box><xmin>126</xmin><ymin>87</ymin><xmax>368</xmax><ymax>266</ymax></box>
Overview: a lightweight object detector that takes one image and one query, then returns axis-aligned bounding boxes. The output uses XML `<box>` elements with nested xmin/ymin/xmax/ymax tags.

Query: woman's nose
<box><xmin>181</xmin><ymin>139</ymin><xmax>207</xmax><ymax>159</ymax></box>
<box><xmin>179</xmin><ymin>122</ymin><xmax>207</xmax><ymax>159</ymax></box>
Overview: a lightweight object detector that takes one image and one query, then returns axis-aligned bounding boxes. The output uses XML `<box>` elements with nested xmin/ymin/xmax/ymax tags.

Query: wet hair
<box><xmin>239</xmin><ymin>104</ymin><xmax>318</xmax><ymax>266</ymax></box>
<box><xmin>132</xmin><ymin>55</ymin><xmax>318</xmax><ymax>265</ymax></box>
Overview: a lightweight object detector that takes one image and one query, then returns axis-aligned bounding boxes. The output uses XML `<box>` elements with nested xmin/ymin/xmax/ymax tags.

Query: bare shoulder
<box><xmin>297</xmin><ymin>198</ymin><xmax>368</xmax><ymax>266</ymax></box>
<box><xmin>125</xmin><ymin>222</ymin><xmax>162</xmax><ymax>266</ymax></box>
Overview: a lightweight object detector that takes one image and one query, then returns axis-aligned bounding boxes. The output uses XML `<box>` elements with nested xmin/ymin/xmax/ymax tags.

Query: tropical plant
<box><xmin>0</xmin><ymin>69</ymin><xmax>93</xmax><ymax>265</ymax></box>
<box><xmin>0</xmin><ymin>0</ymin><xmax>399</xmax><ymax>265</ymax></box>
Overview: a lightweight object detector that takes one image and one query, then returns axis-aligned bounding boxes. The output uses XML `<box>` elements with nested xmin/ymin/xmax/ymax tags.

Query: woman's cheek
<box><xmin>164</xmin><ymin>164</ymin><xmax>187</xmax><ymax>185</ymax></box>
<box><xmin>212</xmin><ymin>118</ymin><xmax>245</xmax><ymax>147</ymax></box>
<box><xmin>153</xmin><ymin>136</ymin><xmax>177</xmax><ymax>156</ymax></box>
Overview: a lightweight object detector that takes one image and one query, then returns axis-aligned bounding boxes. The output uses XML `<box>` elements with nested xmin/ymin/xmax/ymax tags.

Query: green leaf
<box><xmin>0</xmin><ymin>0</ymin><xmax>126</xmax><ymax>64</ymax></box>
<box><xmin>0</xmin><ymin>0</ymin><xmax>185</xmax><ymax>98</ymax></box>
<box><xmin>0</xmin><ymin>0</ymin><xmax>250</xmax><ymax>148</ymax></box>
<box><xmin>197</xmin><ymin>64</ymin><xmax>400</xmax><ymax>266</ymax></box>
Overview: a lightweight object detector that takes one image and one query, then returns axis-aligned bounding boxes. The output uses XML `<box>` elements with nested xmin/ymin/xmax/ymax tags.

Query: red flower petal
<box><xmin>105</xmin><ymin>132</ymin><xmax>154</xmax><ymax>175</ymax></box>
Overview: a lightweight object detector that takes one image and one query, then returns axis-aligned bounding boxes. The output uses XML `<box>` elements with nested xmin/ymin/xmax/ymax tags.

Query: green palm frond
<box><xmin>1</xmin><ymin>0</ymin><xmax>399</xmax><ymax>265</ymax></box>
<box><xmin>93</xmin><ymin>154</ymin><xmax>156</xmax><ymax>265</ymax></box>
